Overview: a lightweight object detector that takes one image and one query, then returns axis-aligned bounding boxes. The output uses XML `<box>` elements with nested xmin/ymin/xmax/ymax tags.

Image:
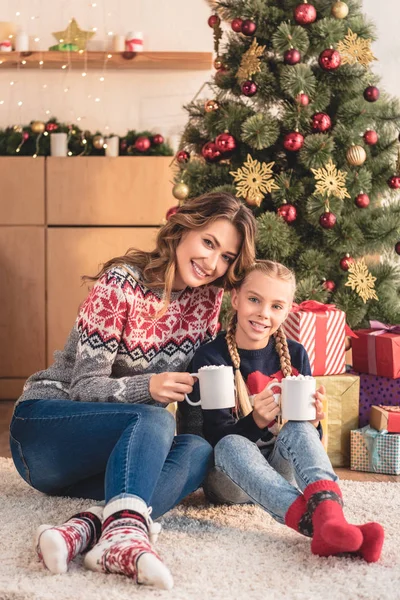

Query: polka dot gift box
<box><xmin>358</xmin><ymin>373</ymin><xmax>400</xmax><ymax>428</ymax></box>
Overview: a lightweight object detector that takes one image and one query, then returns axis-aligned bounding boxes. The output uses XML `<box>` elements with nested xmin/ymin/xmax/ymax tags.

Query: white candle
<box><xmin>125</xmin><ymin>31</ymin><xmax>143</xmax><ymax>52</ymax></box>
<box><xmin>15</xmin><ymin>31</ymin><xmax>29</xmax><ymax>52</ymax></box>
<box><xmin>112</xmin><ymin>35</ymin><xmax>125</xmax><ymax>52</ymax></box>
<box><xmin>50</xmin><ymin>132</ymin><xmax>68</xmax><ymax>157</ymax></box>
<box><xmin>105</xmin><ymin>136</ymin><xmax>119</xmax><ymax>157</ymax></box>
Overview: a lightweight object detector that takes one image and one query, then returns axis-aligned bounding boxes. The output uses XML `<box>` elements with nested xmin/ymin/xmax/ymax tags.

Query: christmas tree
<box><xmin>172</xmin><ymin>0</ymin><xmax>400</xmax><ymax>328</ymax></box>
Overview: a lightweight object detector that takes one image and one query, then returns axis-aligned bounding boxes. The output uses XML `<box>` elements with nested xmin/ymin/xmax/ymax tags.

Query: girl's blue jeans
<box><xmin>10</xmin><ymin>399</ymin><xmax>213</xmax><ymax>520</ymax></box>
<box><xmin>205</xmin><ymin>421</ymin><xmax>338</xmax><ymax>524</ymax></box>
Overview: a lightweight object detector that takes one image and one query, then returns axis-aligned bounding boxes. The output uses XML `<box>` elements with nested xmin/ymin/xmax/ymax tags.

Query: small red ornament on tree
<box><xmin>134</xmin><ymin>136</ymin><xmax>151</xmax><ymax>152</ymax></box>
<box><xmin>46</xmin><ymin>122</ymin><xmax>58</xmax><ymax>132</ymax></box>
<box><xmin>294</xmin><ymin>2</ymin><xmax>317</xmax><ymax>24</ymax></box>
<box><xmin>284</xmin><ymin>48</ymin><xmax>301</xmax><ymax>65</ymax></box>
<box><xmin>166</xmin><ymin>205</ymin><xmax>179</xmax><ymax>220</ymax></box>
<box><xmin>319</xmin><ymin>210</ymin><xmax>336</xmax><ymax>228</ymax></box>
<box><xmin>231</xmin><ymin>18</ymin><xmax>243</xmax><ymax>32</ymax></box>
<box><xmin>395</xmin><ymin>241</ymin><xmax>400</xmax><ymax>255</ymax></box>
<box><xmin>311</xmin><ymin>112</ymin><xmax>331</xmax><ymax>133</ymax></box>
<box><xmin>152</xmin><ymin>134</ymin><xmax>164</xmax><ymax>145</ymax></box>
<box><xmin>340</xmin><ymin>253</ymin><xmax>355</xmax><ymax>271</ymax></box>
<box><xmin>241</xmin><ymin>80</ymin><xmax>257</xmax><ymax>96</ymax></box>
<box><xmin>241</xmin><ymin>19</ymin><xmax>257</xmax><ymax>35</ymax></box>
<box><xmin>277</xmin><ymin>203</ymin><xmax>297</xmax><ymax>222</ymax></box>
<box><xmin>296</xmin><ymin>92</ymin><xmax>310</xmax><ymax>106</ymax></box>
<box><xmin>176</xmin><ymin>150</ymin><xmax>190</xmax><ymax>163</ymax></box>
<box><xmin>215</xmin><ymin>132</ymin><xmax>236</xmax><ymax>154</ymax></box>
<box><xmin>355</xmin><ymin>193</ymin><xmax>370</xmax><ymax>208</ymax></box>
<box><xmin>363</xmin><ymin>130</ymin><xmax>378</xmax><ymax>145</ymax></box>
<box><xmin>202</xmin><ymin>141</ymin><xmax>221</xmax><ymax>162</ymax></box>
<box><xmin>363</xmin><ymin>86</ymin><xmax>380</xmax><ymax>102</ymax></box>
<box><xmin>323</xmin><ymin>280</ymin><xmax>336</xmax><ymax>292</ymax></box>
<box><xmin>283</xmin><ymin>131</ymin><xmax>304</xmax><ymax>152</ymax></box>
<box><xmin>208</xmin><ymin>15</ymin><xmax>220</xmax><ymax>27</ymax></box>
<box><xmin>319</xmin><ymin>49</ymin><xmax>341</xmax><ymax>71</ymax></box>
<box><xmin>215</xmin><ymin>68</ymin><xmax>229</xmax><ymax>85</ymax></box>
<box><xmin>388</xmin><ymin>175</ymin><xmax>400</xmax><ymax>189</ymax></box>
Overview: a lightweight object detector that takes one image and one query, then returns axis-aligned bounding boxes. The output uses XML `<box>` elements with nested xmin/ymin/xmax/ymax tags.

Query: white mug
<box><xmin>50</xmin><ymin>132</ymin><xmax>68</xmax><ymax>157</ymax></box>
<box><xmin>266</xmin><ymin>376</ymin><xmax>317</xmax><ymax>421</ymax></box>
<box><xmin>185</xmin><ymin>365</ymin><xmax>235</xmax><ymax>410</ymax></box>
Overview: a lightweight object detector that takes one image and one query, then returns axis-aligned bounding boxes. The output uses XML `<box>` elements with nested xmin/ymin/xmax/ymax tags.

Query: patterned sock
<box><xmin>35</xmin><ymin>505</ymin><xmax>103</xmax><ymax>574</ymax></box>
<box><xmin>84</xmin><ymin>498</ymin><xmax>173</xmax><ymax>590</ymax></box>
<box><xmin>303</xmin><ymin>481</ymin><xmax>363</xmax><ymax>557</ymax></box>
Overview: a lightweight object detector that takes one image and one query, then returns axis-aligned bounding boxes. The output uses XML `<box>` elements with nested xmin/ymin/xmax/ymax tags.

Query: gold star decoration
<box><xmin>52</xmin><ymin>18</ymin><xmax>96</xmax><ymax>51</ymax></box>
<box><xmin>311</xmin><ymin>159</ymin><xmax>350</xmax><ymax>200</ymax></box>
<box><xmin>230</xmin><ymin>154</ymin><xmax>279</xmax><ymax>205</ymax></box>
<box><xmin>345</xmin><ymin>258</ymin><xmax>378</xmax><ymax>303</ymax></box>
<box><xmin>337</xmin><ymin>29</ymin><xmax>377</xmax><ymax>68</ymax></box>
<box><xmin>236</xmin><ymin>39</ymin><xmax>266</xmax><ymax>84</ymax></box>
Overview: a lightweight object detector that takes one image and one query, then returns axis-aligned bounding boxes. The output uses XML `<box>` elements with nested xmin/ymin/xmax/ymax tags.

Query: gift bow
<box><xmin>369</xmin><ymin>320</ymin><xmax>400</xmax><ymax>336</ymax></box>
<box><xmin>359</xmin><ymin>426</ymin><xmax>391</xmax><ymax>473</ymax></box>
<box><xmin>291</xmin><ymin>301</ymin><xmax>355</xmax><ymax>337</ymax></box>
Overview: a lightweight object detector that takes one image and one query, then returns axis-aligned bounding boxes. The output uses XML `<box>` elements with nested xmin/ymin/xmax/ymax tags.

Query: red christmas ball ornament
<box><xmin>294</xmin><ymin>2</ymin><xmax>317</xmax><ymax>25</ymax></box>
<box><xmin>22</xmin><ymin>131</ymin><xmax>30</xmax><ymax>141</ymax></box>
<box><xmin>166</xmin><ymin>205</ymin><xmax>179</xmax><ymax>220</ymax></box>
<box><xmin>120</xmin><ymin>139</ymin><xmax>128</xmax><ymax>152</ymax></box>
<box><xmin>277</xmin><ymin>203</ymin><xmax>297</xmax><ymax>223</ymax></box>
<box><xmin>201</xmin><ymin>141</ymin><xmax>221</xmax><ymax>162</ymax></box>
<box><xmin>241</xmin><ymin>19</ymin><xmax>257</xmax><ymax>36</ymax></box>
<box><xmin>241</xmin><ymin>80</ymin><xmax>257</xmax><ymax>97</ymax></box>
<box><xmin>208</xmin><ymin>15</ymin><xmax>220</xmax><ymax>28</ymax></box>
<box><xmin>215</xmin><ymin>132</ymin><xmax>236</xmax><ymax>154</ymax></box>
<box><xmin>323</xmin><ymin>280</ymin><xmax>336</xmax><ymax>292</ymax></box>
<box><xmin>231</xmin><ymin>18</ymin><xmax>243</xmax><ymax>32</ymax></box>
<box><xmin>46</xmin><ymin>122</ymin><xmax>58</xmax><ymax>132</ymax></box>
<box><xmin>284</xmin><ymin>48</ymin><xmax>301</xmax><ymax>65</ymax></box>
<box><xmin>319</xmin><ymin>48</ymin><xmax>341</xmax><ymax>71</ymax></box>
<box><xmin>296</xmin><ymin>92</ymin><xmax>310</xmax><ymax>106</ymax></box>
<box><xmin>355</xmin><ymin>193</ymin><xmax>370</xmax><ymax>208</ymax></box>
<box><xmin>283</xmin><ymin>131</ymin><xmax>304</xmax><ymax>152</ymax></box>
<box><xmin>388</xmin><ymin>175</ymin><xmax>400</xmax><ymax>190</ymax></box>
<box><xmin>340</xmin><ymin>253</ymin><xmax>355</xmax><ymax>271</ymax></box>
<box><xmin>134</xmin><ymin>136</ymin><xmax>151</xmax><ymax>152</ymax></box>
<box><xmin>364</xmin><ymin>86</ymin><xmax>380</xmax><ymax>102</ymax></box>
<box><xmin>215</xmin><ymin>68</ymin><xmax>229</xmax><ymax>85</ymax></box>
<box><xmin>319</xmin><ymin>210</ymin><xmax>336</xmax><ymax>229</ymax></box>
<box><xmin>176</xmin><ymin>150</ymin><xmax>190</xmax><ymax>164</ymax></box>
<box><xmin>395</xmin><ymin>241</ymin><xmax>400</xmax><ymax>255</ymax></box>
<box><xmin>152</xmin><ymin>134</ymin><xmax>164</xmax><ymax>145</ymax></box>
<box><xmin>311</xmin><ymin>112</ymin><xmax>331</xmax><ymax>133</ymax></box>
<box><xmin>363</xmin><ymin>130</ymin><xmax>378</xmax><ymax>145</ymax></box>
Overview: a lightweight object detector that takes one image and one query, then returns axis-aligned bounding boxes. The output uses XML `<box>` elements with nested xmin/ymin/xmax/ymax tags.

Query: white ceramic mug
<box><xmin>266</xmin><ymin>376</ymin><xmax>317</xmax><ymax>421</ymax></box>
<box><xmin>50</xmin><ymin>132</ymin><xmax>68</xmax><ymax>157</ymax></box>
<box><xmin>185</xmin><ymin>365</ymin><xmax>235</xmax><ymax>410</ymax></box>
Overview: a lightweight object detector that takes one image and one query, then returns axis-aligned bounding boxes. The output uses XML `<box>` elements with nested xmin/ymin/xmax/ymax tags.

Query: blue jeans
<box><xmin>206</xmin><ymin>421</ymin><xmax>338</xmax><ymax>524</ymax></box>
<box><xmin>10</xmin><ymin>399</ymin><xmax>213</xmax><ymax>520</ymax></box>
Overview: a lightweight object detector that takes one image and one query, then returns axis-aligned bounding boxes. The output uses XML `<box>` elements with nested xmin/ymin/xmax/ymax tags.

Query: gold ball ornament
<box><xmin>331</xmin><ymin>1</ymin><xmax>349</xmax><ymax>19</ymax></box>
<box><xmin>213</xmin><ymin>57</ymin><xmax>224</xmax><ymax>70</ymax></box>
<box><xmin>172</xmin><ymin>182</ymin><xmax>189</xmax><ymax>201</ymax></box>
<box><xmin>31</xmin><ymin>121</ymin><xmax>45</xmax><ymax>134</ymax></box>
<box><xmin>245</xmin><ymin>193</ymin><xmax>263</xmax><ymax>207</ymax></box>
<box><xmin>93</xmin><ymin>135</ymin><xmax>105</xmax><ymax>150</ymax></box>
<box><xmin>346</xmin><ymin>144</ymin><xmax>367</xmax><ymax>166</ymax></box>
<box><xmin>204</xmin><ymin>99</ymin><xmax>219</xmax><ymax>113</ymax></box>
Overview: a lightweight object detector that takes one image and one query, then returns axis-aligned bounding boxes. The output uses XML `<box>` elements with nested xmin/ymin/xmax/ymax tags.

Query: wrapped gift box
<box><xmin>316</xmin><ymin>373</ymin><xmax>360</xmax><ymax>467</ymax></box>
<box><xmin>370</xmin><ymin>405</ymin><xmax>400</xmax><ymax>433</ymax></box>
<box><xmin>357</xmin><ymin>373</ymin><xmax>400</xmax><ymax>428</ymax></box>
<box><xmin>351</xmin><ymin>426</ymin><xmax>400</xmax><ymax>475</ymax></box>
<box><xmin>282</xmin><ymin>301</ymin><xmax>346</xmax><ymax>376</ymax></box>
<box><xmin>352</xmin><ymin>322</ymin><xmax>400</xmax><ymax>379</ymax></box>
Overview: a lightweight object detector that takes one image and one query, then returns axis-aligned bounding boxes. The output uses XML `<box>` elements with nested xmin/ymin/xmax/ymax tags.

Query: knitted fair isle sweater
<box><xmin>17</xmin><ymin>266</ymin><xmax>223</xmax><ymax>406</ymax></box>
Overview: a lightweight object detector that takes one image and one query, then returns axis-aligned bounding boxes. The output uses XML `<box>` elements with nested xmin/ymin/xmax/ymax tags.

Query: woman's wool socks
<box><xmin>84</xmin><ymin>498</ymin><xmax>173</xmax><ymax>590</ymax></box>
<box><xmin>35</xmin><ymin>505</ymin><xmax>103</xmax><ymax>574</ymax></box>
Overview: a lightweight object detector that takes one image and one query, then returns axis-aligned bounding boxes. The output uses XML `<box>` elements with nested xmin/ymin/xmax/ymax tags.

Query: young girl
<box><xmin>189</xmin><ymin>260</ymin><xmax>384</xmax><ymax>563</ymax></box>
<box><xmin>9</xmin><ymin>192</ymin><xmax>257</xmax><ymax>590</ymax></box>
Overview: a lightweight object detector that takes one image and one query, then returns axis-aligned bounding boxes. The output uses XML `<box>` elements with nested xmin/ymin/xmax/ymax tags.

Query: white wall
<box><xmin>0</xmin><ymin>0</ymin><xmax>398</xmax><ymax>143</ymax></box>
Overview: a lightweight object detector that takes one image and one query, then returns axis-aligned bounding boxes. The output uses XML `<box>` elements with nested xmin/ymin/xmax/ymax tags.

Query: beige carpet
<box><xmin>0</xmin><ymin>458</ymin><xmax>399</xmax><ymax>600</ymax></box>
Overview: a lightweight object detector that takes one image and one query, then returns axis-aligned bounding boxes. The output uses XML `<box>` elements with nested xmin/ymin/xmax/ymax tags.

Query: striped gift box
<box><xmin>282</xmin><ymin>301</ymin><xmax>346</xmax><ymax>376</ymax></box>
<box><xmin>350</xmin><ymin>426</ymin><xmax>400</xmax><ymax>475</ymax></box>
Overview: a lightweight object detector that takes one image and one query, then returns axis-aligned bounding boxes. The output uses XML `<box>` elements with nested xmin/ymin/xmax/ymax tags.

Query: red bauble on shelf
<box><xmin>166</xmin><ymin>205</ymin><xmax>179</xmax><ymax>220</ymax></box>
<box><xmin>323</xmin><ymin>280</ymin><xmax>336</xmax><ymax>292</ymax></box>
<box><xmin>231</xmin><ymin>18</ymin><xmax>243</xmax><ymax>32</ymax></box>
<box><xmin>208</xmin><ymin>15</ymin><xmax>220</xmax><ymax>27</ymax></box>
<box><xmin>388</xmin><ymin>175</ymin><xmax>400</xmax><ymax>189</ymax></box>
<box><xmin>152</xmin><ymin>134</ymin><xmax>164</xmax><ymax>145</ymax></box>
<box><xmin>277</xmin><ymin>203</ymin><xmax>297</xmax><ymax>222</ymax></box>
<box><xmin>176</xmin><ymin>150</ymin><xmax>190</xmax><ymax>164</ymax></box>
<box><xmin>241</xmin><ymin>19</ymin><xmax>257</xmax><ymax>35</ymax></box>
<box><xmin>296</xmin><ymin>92</ymin><xmax>310</xmax><ymax>106</ymax></box>
<box><xmin>355</xmin><ymin>193</ymin><xmax>370</xmax><ymax>208</ymax></box>
<box><xmin>311</xmin><ymin>112</ymin><xmax>331</xmax><ymax>133</ymax></box>
<box><xmin>202</xmin><ymin>141</ymin><xmax>221</xmax><ymax>162</ymax></box>
<box><xmin>134</xmin><ymin>136</ymin><xmax>151</xmax><ymax>152</ymax></box>
<box><xmin>241</xmin><ymin>80</ymin><xmax>257</xmax><ymax>96</ymax></box>
<box><xmin>46</xmin><ymin>122</ymin><xmax>58</xmax><ymax>132</ymax></box>
<box><xmin>395</xmin><ymin>241</ymin><xmax>400</xmax><ymax>255</ymax></box>
<box><xmin>364</xmin><ymin>86</ymin><xmax>380</xmax><ymax>102</ymax></box>
<box><xmin>319</xmin><ymin>49</ymin><xmax>341</xmax><ymax>71</ymax></box>
<box><xmin>284</xmin><ymin>48</ymin><xmax>301</xmax><ymax>65</ymax></box>
<box><xmin>363</xmin><ymin>130</ymin><xmax>378</xmax><ymax>145</ymax></box>
<box><xmin>283</xmin><ymin>131</ymin><xmax>304</xmax><ymax>152</ymax></box>
<box><xmin>319</xmin><ymin>211</ymin><xmax>336</xmax><ymax>228</ymax></box>
<box><xmin>215</xmin><ymin>132</ymin><xmax>236</xmax><ymax>154</ymax></box>
<box><xmin>294</xmin><ymin>2</ymin><xmax>317</xmax><ymax>24</ymax></box>
<box><xmin>340</xmin><ymin>254</ymin><xmax>355</xmax><ymax>271</ymax></box>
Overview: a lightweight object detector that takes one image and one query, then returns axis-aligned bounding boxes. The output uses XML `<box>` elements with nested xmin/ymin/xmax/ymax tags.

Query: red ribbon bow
<box><xmin>291</xmin><ymin>300</ymin><xmax>355</xmax><ymax>337</ymax></box>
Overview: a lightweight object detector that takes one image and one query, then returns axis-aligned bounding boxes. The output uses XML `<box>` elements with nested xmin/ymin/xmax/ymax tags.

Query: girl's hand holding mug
<box><xmin>252</xmin><ymin>379</ymin><xmax>281</xmax><ymax>429</ymax></box>
<box><xmin>311</xmin><ymin>384</ymin><xmax>326</xmax><ymax>426</ymax></box>
<box><xmin>149</xmin><ymin>372</ymin><xmax>196</xmax><ymax>403</ymax></box>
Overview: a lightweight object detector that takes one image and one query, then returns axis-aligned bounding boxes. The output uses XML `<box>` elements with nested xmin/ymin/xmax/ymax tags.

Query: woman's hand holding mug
<box><xmin>149</xmin><ymin>372</ymin><xmax>196</xmax><ymax>403</ymax></box>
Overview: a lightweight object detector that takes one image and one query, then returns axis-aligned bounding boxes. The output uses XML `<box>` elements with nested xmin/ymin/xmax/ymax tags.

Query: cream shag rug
<box><xmin>0</xmin><ymin>457</ymin><xmax>399</xmax><ymax>600</ymax></box>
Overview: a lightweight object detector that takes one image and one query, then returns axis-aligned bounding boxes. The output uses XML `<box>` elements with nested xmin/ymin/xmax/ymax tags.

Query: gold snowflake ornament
<box><xmin>337</xmin><ymin>29</ymin><xmax>377</xmax><ymax>68</ymax></box>
<box><xmin>311</xmin><ymin>159</ymin><xmax>350</xmax><ymax>200</ymax></box>
<box><xmin>345</xmin><ymin>258</ymin><xmax>378</xmax><ymax>303</ymax></box>
<box><xmin>230</xmin><ymin>154</ymin><xmax>279</xmax><ymax>204</ymax></box>
<box><xmin>236</xmin><ymin>39</ymin><xmax>266</xmax><ymax>84</ymax></box>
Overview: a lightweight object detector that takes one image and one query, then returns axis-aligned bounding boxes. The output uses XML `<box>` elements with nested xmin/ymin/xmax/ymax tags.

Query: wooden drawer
<box><xmin>47</xmin><ymin>156</ymin><xmax>175</xmax><ymax>225</ymax></box>
<box><xmin>0</xmin><ymin>157</ymin><xmax>45</xmax><ymax>225</ymax></box>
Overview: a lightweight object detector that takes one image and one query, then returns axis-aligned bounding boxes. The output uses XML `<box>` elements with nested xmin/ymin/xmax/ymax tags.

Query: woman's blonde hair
<box><xmin>84</xmin><ymin>192</ymin><xmax>257</xmax><ymax>310</ymax></box>
<box><xmin>225</xmin><ymin>260</ymin><xmax>296</xmax><ymax>417</ymax></box>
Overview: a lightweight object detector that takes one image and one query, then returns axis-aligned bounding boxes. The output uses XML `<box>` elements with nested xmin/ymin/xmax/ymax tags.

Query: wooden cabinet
<box><xmin>0</xmin><ymin>157</ymin><xmax>45</xmax><ymax>225</ymax></box>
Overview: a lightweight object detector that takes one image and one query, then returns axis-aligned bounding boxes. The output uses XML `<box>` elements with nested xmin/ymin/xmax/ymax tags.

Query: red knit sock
<box><xmin>303</xmin><ymin>481</ymin><xmax>363</xmax><ymax>557</ymax></box>
<box><xmin>356</xmin><ymin>523</ymin><xmax>385</xmax><ymax>563</ymax></box>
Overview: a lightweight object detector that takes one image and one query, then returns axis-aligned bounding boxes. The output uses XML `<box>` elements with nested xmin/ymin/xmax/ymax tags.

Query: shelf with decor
<box><xmin>0</xmin><ymin>50</ymin><xmax>213</xmax><ymax>70</ymax></box>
